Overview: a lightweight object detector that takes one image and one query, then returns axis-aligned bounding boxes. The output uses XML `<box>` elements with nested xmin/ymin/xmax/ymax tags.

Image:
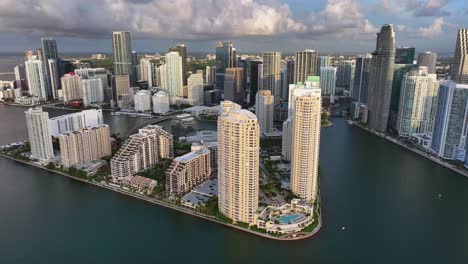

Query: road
<box><xmin>124</xmin><ymin>112</ymin><xmax>181</xmax><ymax>138</ymax></box>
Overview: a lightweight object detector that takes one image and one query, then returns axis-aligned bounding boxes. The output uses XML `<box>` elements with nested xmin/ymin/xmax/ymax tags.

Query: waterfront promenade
<box><xmin>354</xmin><ymin>123</ymin><xmax>468</xmax><ymax>178</ymax></box>
<box><xmin>0</xmin><ymin>152</ymin><xmax>322</xmax><ymax>241</ymax></box>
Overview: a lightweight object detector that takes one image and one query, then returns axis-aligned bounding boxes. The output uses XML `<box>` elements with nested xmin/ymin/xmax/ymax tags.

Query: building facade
<box><xmin>187</xmin><ymin>73</ymin><xmax>204</xmax><ymax>106</ymax></box>
<box><xmin>336</xmin><ymin>60</ymin><xmax>356</xmax><ymax>91</ymax></box>
<box><xmin>25</xmin><ymin>108</ymin><xmax>54</xmax><ymax>160</ymax></box>
<box><xmin>112</xmin><ymin>31</ymin><xmax>133</xmax><ymax>76</ymax></box>
<box><xmin>25</xmin><ymin>58</ymin><xmax>48</xmax><ymax>101</ymax></box>
<box><xmin>218</xmin><ymin>104</ymin><xmax>259</xmax><ymax>224</ymax></box>
<box><xmin>353</xmin><ymin>54</ymin><xmax>372</xmax><ymax>104</ymax></box>
<box><xmin>166</xmin><ymin>143</ymin><xmax>212</xmax><ymax>195</ymax></box>
<box><xmin>450</xmin><ymin>29</ymin><xmax>468</xmax><ymax>84</ymax></box>
<box><xmin>255</xmin><ymin>90</ymin><xmax>274</xmax><ymax>134</ymax></box>
<box><xmin>320</xmin><ymin>66</ymin><xmax>337</xmax><ymax>100</ymax></box>
<box><xmin>294</xmin><ymin>50</ymin><xmax>318</xmax><ymax>84</ymax></box>
<box><xmin>169</xmin><ymin>44</ymin><xmax>188</xmax><ymax>85</ymax></box>
<box><xmin>153</xmin><ymin>91</ymin><xmax>170</xmax><ymax>114</ymax></box>
<box><xmin>290</xmin><ymin>88</ymin><xmax>321</xmax><ymax>202</ymax></box>
<box><xmin>61</xmin><ymin>73</ymin><xmax>83</xmax><ymax>103</ymax></box>
<box><xmin>396</xmin><ymin>68</ymin><xmax>440</xmax><ymax>137</ymax></box>
<box><xmin>215</xmin><ymin>42</ymin><xmax>235</xmax><ymax>90</ymax></box>
<box><xmin>163</xmin><ymin>52</ymin><xmax>184</xmax><ymax>100</ymax></box>
<box><xmin>82</xmin><ymin>78</ymin><xmax>104</xmax><ymax>106</ymax></box>
<box><xmin>49</xmin><ymin>109</ymin><xmax>104</xmax><ymax>136</ymax></box>
<box><xmin>367</xmin><ymin>24</ymin><xmax>396</xmax><ymax>132</ymax></box>
<box><xmin>224</xmin><ymin>67</ymin><xmax>244</xmax><ymax>105</ymax></box>
<box><xmin>139</xmin><ymin>58</ymin><xmax>153</xmax><ymax>87</ymax></box>
<box><xmin>113</xmin><ymin>74</ymin><xmax>131</xmax><ymax>107</ymax></box>
<box><xmin>134</xmin><ymin>90</ymin><xmax>152</xmax><ymax>112</ymax></box>
<box><xmin>262</xmin><ymin>52</ymin><xmax>281</xmax><ymax>102</ymax></box>
<box><xmin>395</xmin><ymin>47</ymin><xmax>415</xmax><ymax>64</ymax></box>
<box><xmin>59</xmin><ymin>125</ymin><xmax>111</xmax><ymax>167</ymax></box>
<box><xmin>431</xmin><ymin>81</ymin><xmax>468</xmax><ymax>159</ymax></box>
<box><xmin>111</xmin><ymin>125</ymin><xmax>173</xmax><ymax>181</ymax></box>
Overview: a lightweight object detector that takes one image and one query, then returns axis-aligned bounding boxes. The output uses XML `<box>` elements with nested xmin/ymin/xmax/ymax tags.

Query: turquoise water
<box><xmin>278</xmin><ymin>214</ymin><xmax>302</xmax><ymax>224</ymax></box>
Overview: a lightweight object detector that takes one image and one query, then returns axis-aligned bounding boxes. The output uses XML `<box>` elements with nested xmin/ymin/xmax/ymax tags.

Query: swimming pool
<box><xmin>278</xmin><ymin>214</ymin><xmax>302</xmax><ymax>224</ymax></box>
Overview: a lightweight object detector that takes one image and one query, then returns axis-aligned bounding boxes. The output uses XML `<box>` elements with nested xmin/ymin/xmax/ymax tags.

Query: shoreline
<box><xmin>0</xmin><ymin>153</ymin><xmax>322</xmax><ymax>241</ymax></box>
<box><xmin>353</xmin><ymin>122</ymin><xmax>468</xmax><ymax>178</ymax></box>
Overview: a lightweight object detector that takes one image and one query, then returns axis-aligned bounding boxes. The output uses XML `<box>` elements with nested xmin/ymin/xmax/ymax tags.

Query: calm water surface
<box><xmin>0</xmin><ymin>104</ymin><xmax>467</xmax><ymax>263</ymax></box>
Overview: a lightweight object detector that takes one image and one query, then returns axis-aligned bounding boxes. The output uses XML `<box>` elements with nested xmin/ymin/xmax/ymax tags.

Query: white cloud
<box><xmin>0</xmin><ymin>0</ymin><xmax>382</xmax><ymax>42</ymax></box>
<box><xmin>400</xmin><ymin>0</ymin><xmax>450</xmax><ymax>16</ymax></box>
<box><xmin>305</xmin><ymin>0</ymin><xmax>378</xmax><ymax>40</ymax></box>
<box><xmin>418</xmin><ymin>17</ymin><xmax>445</xmax><ymax>38</ymax></box>
<box><xmin>0</xmin><ymin>0</ymin><xmax>306</xmax><ymax>40</ymax></box>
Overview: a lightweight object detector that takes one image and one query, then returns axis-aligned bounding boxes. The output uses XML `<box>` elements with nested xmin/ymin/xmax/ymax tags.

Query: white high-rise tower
<box><xmin>25</xmin><ymin>108</ymin><xmax>54</xmax><ymax>160</ymax></box>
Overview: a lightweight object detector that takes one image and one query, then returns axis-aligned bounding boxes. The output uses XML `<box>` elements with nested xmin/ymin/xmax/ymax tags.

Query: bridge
<box><xmin>124</xmin><ymin>112</ymin><xmax>181</xmax><ymax>139</ymax></box>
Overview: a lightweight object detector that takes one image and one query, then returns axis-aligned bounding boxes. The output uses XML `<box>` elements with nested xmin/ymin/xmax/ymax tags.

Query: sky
<box><xmin>0</xmin><ymin>0</ymin><xmax>466</xmax><ymax>54</ymax></box>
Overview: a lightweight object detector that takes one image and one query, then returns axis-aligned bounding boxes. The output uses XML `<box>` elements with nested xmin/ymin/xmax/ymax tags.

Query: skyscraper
<box><xmin>215</xmin><ymin>42</ymin><xmax>235</xmax><ymax>90</ymax></box>
<box><xmin>40</xmin><ymin>38</ymin><xmax>57</xmax><ymax>99</ymax></box>
<box><xmin>294</xmin><ymin>50</ymin><xmax>318</xmax><ymax>84</ymax></box>
<box><xmin>223</xmin><ymin>68</ymin><xmax>244</xmax><ymax>105</ymax></box>
<box><xmin>262</xmin><ymin>52</ymin><xmax>281</xmax><ymax>102</ymax></box>
<box><xmin>367</xmin><ymin>24</ymin><xmax>396</xmax><ymax>132</ymax></box>
<box><xmin>187</xmin><ymin>73</ymin><xmax>204</xmax><ymax>106</ymax></box>
<box><xmin>152</xmin><ymin>91</ymin><xmax>170</xmax><ymax>114</ymax></box>
<box><xmin>336</xmin><ymin>60</ymin><xmax>356</xmax><ymax>90</ymax></box>
<box><xmin>134</xmin><ymin>90</ymin><xmax>152</xmax><ymax>112</ymax></box>
<box><xmin>163</xmin><ymin>52</ymin><xmax>183</xmax><ymax>100</ymax></box>
<box><xmin>25</xmin><ymin>57</ymin><xmax>48</xmax><ymax>101</ymax></box>
<box><xmin>49</xmin><ymin>109</ymin><xmax>104</xmax><ymax>136</ymax></box>
<box><xmin>395</xmin><ymin>47</ymin><xmax>415</xmax><ymax>64</ymax></box>
<box><xmin>396</xmin><ymin>67</ymin><xmax>439</xmax><ymax>137</ymax></box>
<box><xmin>290</xmin><ymin>88</ymin><xmax>321</xmax><ymax>202</ymax></box>
<box><xmin>431</xmin><ymin>81</ymin><xmax>468</xmax><ymax>159</ymax></box>
<box><xmin>47</xmin><ymin>59</ymin><xmax>60</xmax><ymax>99</ymax></box>
<box><xmin>205</xmin><ymin>65</ymin><xmax>216</xmax><ymax>85</ymax></box>
<box><xmin>112</xmin><ymin>74</ymin><xmax>131</xmax><ymax>108</ymax></box>
<box><xmin>287</xmin><ymin>76</ymin><xmax>320</xmax><ymax>116</ymax></box>
<box><xmin>320</xmin><ymin>66</ymin><xmax>337</xmax><ymax>101</ymax></box>
<box><xmin>218</xmin><ymin>104</ymin><xmax>259</xmax><ymax>224</ymax></box>
<box><xmin>255</xmin><ymin>90</ymin><xmax>274</xmax><ymax>134</ymax></box>
<box><xmin>389</xmin><ymin>63</ymin><xmax>419</xmax><ymax>130</ymax></box>
<box><xmin>286</xmin><ymin>59</ymin><xmax>295</xmax><ymax>85</ymax></box>
<box><xmin>169</xmin><ymin>44</ymin><xmax>188</xmax><ymax>85</ymax></box>
<box><xmin>283</xmin><ymin>76</ymin><xmax>320</xmax><ymax>161</ymax></box>
<box><xmin>318</xmin><ymin>56</ymin><xmax>332</xmax><ymax>76</ymax></box>
<box><xmin>14</xmin><ymin>64</ymin><xmax>27</xmax><ymax>90</ymax></box>
<box><xmin>82</xmin><ymin>78</ymin><xmax>104</xmax><ymax>106</ymax></box>
<box><xmin>41</xmin><ymin>38</ymin><xmax>58</xmax><ymax>63</ymax></box>
<box><xmin>450</xmin><ymin>29</ymin><xmax>468</xmax><ymax>84</ymax></box>
<box><xmin>75</xmin><ymin>68</ymin><xmax>109</xmax><ymax>88</ymax></box>
<box><xmin>417</xmin><ymin>52</ymin><xmax>437</xmax><ymax>74</ymax></box>
<box><xmin>25</xmin><ymin>108</ymin><xmax>54</xmax><ymax>160</ymax></box>
<box><xmin>248</xmin><ymin>60</ymin><xmax>262</xmax><ymax>106</ymax></box>
<box><xmin>139</xmin><ymin>58</ymin><xmax>153</xmax><ymax>87</ymax></box>
<box><xmin>59</xmin><ymin>125</ymin><xmax>111</xmax><ymax>168</ymax></box>
<box><xmin>112</xmin><ymin>31</ymin><xmax>132</xmax><ymax>75</ymax></box>
<box><xmin>353</xmin><ymin>54</ymin><xmax>372</xmax><ymax>104</ymax></box>
<box><xmin>61</xmin><ymin>73</ymin><xmax>83</xmax><ymax>103</ymax></box>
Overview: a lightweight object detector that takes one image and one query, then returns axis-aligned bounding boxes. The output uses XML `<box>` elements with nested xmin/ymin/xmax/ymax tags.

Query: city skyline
<box><xmin>0</xmin><ymin>0</ymin><xmax>466</xmax><ymax>54</ymax></box>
